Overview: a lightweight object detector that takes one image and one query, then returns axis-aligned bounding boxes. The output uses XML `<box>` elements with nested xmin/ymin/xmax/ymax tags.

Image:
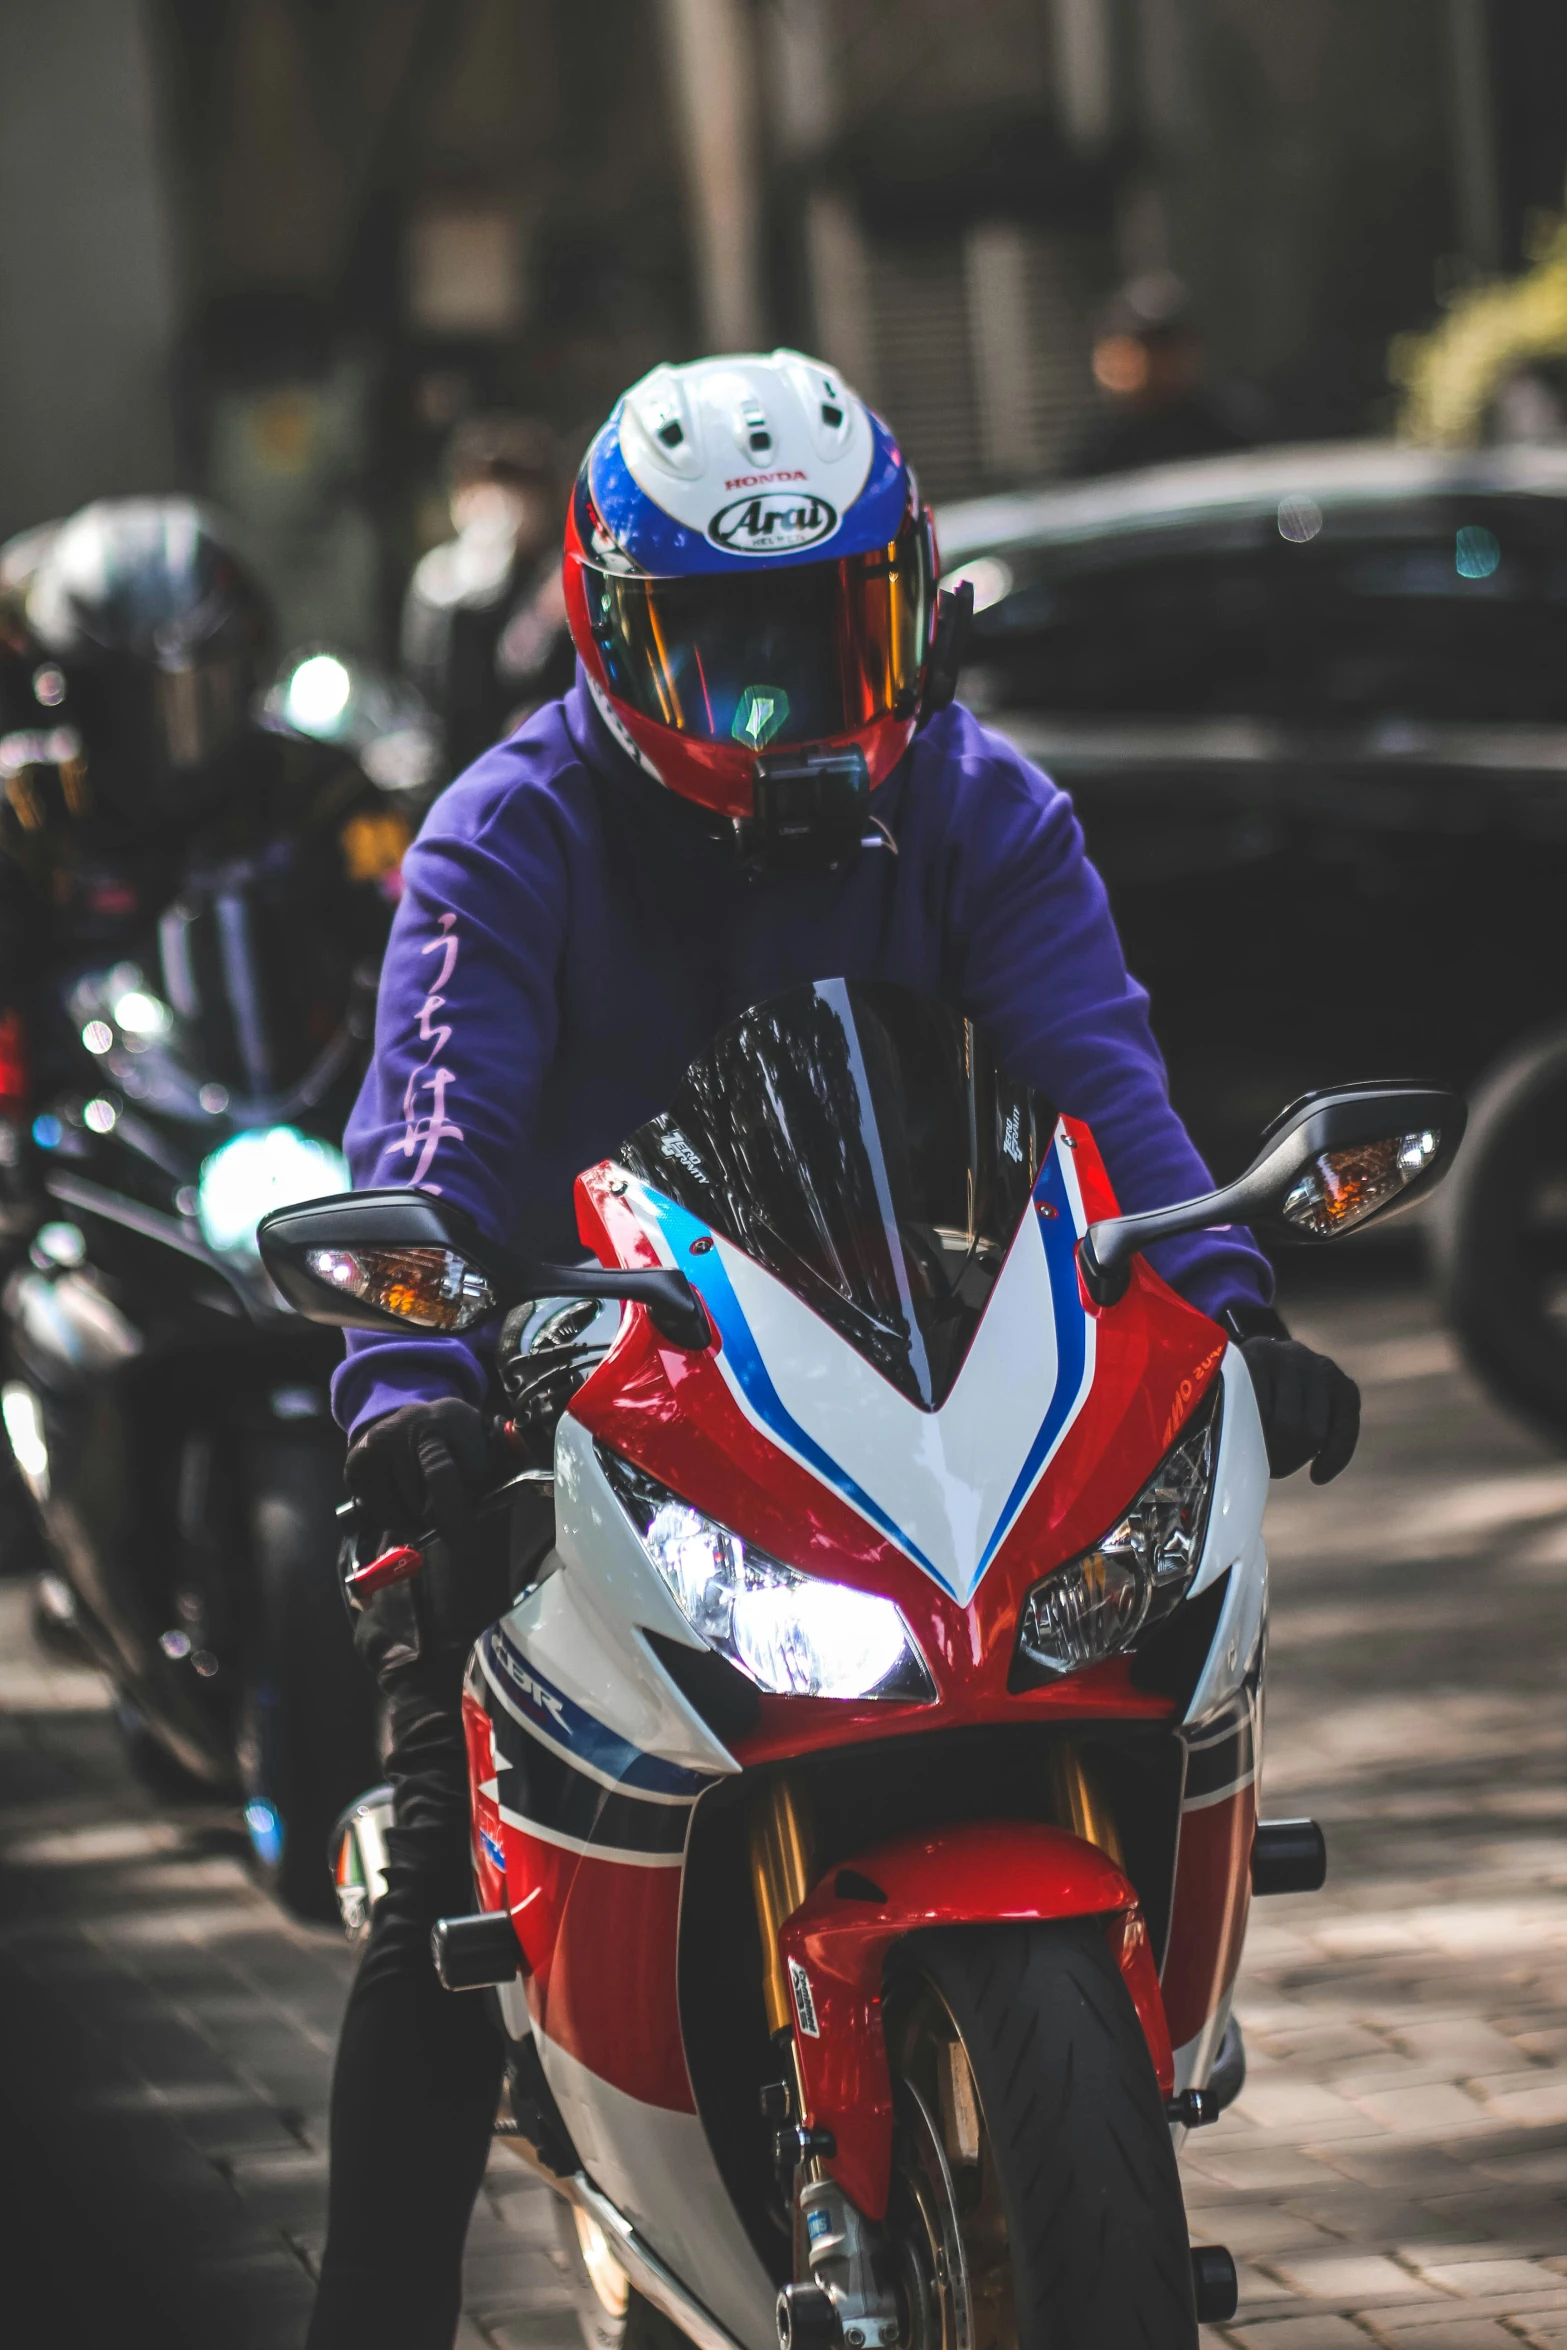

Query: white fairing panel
<box><xmin>1171</xmin><ymin>1346</ymin><xmax>1269</xmax><ymax>2104</ymax></box>
<box><xmin>718</xmin><ymin>1224</ymin><xmax>1077</xmax><ymax>1606</ymax></box>
<box><xmin>1186</xmin><ymin>1347</ymin><xmax>1269</xmax><ymax>1724</ymax></box>
<box><xmin>537</xmin><ymin>2024</ymin><xmax>777</xmax><ymax>2350</ymax></box>
<box><xmin>508</xmin><ymin>1417</ymin><xmax>742</xmax><ymax>1783</ymax></box>
<box><xmin>622</xmin><ymin>1127</ymin><xmax>1097</xmax><ymax>1607</ymax></box>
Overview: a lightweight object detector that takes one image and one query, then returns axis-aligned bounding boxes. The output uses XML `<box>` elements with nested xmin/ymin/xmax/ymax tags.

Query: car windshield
<box><xmin>965</xmin><ymin>492</ymin><xmax>1567</xmax><ymax>724</ymax></box>
<box><xmin>618</xmin><ymin>980</ymin><xmax>1053</xmax><ymax>1411</ymax></box>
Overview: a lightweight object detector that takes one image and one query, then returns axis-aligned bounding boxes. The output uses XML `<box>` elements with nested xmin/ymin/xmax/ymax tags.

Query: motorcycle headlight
<box><xmin>197</xmin><ymin>1126</ymin><xmax>349</xmax><ymax>1259</ymax></box>
<box><xmin>599</xmin><ymin>1448</ymin><xmax>934</xmax><ymax>1703</ymax></box>
<box><xmin>1013</xmin><ymin>1381</ymin><xmax>1221</xmax><ymax>1683</ymax></box>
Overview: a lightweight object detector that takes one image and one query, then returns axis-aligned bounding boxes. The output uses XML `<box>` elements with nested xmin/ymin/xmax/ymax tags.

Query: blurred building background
<box><xmin>1</xmin><ymin>0</ymin><xmax>1562</xmax><ymax>652</ymax></box>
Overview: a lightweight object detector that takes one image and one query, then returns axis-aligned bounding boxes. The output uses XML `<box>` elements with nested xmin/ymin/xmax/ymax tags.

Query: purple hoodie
<box><xmin>332</xmin><ymin>671</ymin><xmax>1271</xmax><ymax>1435</ymax></box>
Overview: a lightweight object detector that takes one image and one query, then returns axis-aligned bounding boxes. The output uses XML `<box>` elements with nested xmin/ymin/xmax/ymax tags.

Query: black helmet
<box><xmin>10</xmin><ymin>498</ymin><xmax>275</xmax><ymax>842</ymax></box>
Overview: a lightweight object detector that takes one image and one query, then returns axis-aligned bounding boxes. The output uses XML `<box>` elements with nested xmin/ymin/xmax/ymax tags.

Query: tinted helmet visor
<box><xmin>571</xmin><ymin>497</ymin><xmax>932</xmax><ymax>751</ymax></box>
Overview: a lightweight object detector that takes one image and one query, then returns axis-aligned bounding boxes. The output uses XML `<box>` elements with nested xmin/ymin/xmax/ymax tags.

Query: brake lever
<box><xmin>346</xmin><ymin>1540</ymin><xmax>426</xmax><ymax>1599</ymax></box>
<box><xmin>340</xmin><ymin>1466</ymin><xmax>556</xmax><ymax>1602</ymax></box>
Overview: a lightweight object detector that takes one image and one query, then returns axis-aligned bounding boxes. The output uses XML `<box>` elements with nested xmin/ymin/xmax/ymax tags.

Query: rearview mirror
<box><xmin>1078</xmin><ymin>1082</ymin><xmax>1466</xmax><ymax>1308</ymax></box>
<box><xmin>256</xmin><ymin>1187</ymin><xmax>711</xmax><ymax>1351</ymax></box>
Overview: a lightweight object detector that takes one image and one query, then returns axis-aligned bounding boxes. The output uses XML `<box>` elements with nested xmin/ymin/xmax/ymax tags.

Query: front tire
<box><xmin>888</xmin><ymin>1921</ymin><xmax>1197</xmax><ymax>2350</ymax></box>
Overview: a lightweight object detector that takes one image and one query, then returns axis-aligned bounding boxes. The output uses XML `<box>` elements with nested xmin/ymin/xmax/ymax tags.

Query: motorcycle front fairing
<box><xmin>469</xmin><ymin>981</ymin><xmax>1270</xmax><ymax>2343</ymax></box>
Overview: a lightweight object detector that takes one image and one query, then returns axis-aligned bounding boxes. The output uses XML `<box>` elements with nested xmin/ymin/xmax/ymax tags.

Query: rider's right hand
<box><xmin>345</xmin><ymin>1396</ymin><xmax>489</xmax><ymax>1546</ymax></box>
<box><xmin>344</xmin><ymin>1399</ymin><xmax>501</xmax><ymax>1695</ymax></box>
<box><xmin>1238</xmin><ymin>1337</ymin><xmax>1361</xmax><ymax>1485</ymax></box>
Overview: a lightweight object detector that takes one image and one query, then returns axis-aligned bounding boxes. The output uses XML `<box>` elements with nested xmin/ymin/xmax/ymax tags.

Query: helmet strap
<box><xmin>921</xmin><ymin>579</ymin><xmax>974</xmax><ymax>717</ymax></box>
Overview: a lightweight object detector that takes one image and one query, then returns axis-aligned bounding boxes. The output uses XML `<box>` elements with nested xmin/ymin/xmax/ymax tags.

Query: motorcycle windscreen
<box><xmin>619</xmin><ymin>979</ymin><xmax>1054</xmax><ymax>1410</ymax></box>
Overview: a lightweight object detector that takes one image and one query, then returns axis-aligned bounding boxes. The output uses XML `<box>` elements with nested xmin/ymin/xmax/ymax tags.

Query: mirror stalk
<box><xmin>257</xmin><ymin>1188</ymin><xmax>713</xmax><ymax>1350</ymax></box>
<box><xmin>1076</xmin><ymin>1082</ymin><xmax>1465</xmax><ymax>1310</ymax></box>
<box><xmin>527</xmin><ymin>1260</ymin><xmax>710</xmax><ymax>1351</ymax></box>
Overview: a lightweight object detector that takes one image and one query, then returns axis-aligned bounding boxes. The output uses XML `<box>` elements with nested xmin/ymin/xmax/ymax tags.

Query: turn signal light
<box><xmin>1281</xmin><ymin>1131</ymin><xmax>1438</xmax><ymax>1238</ymax></box>
<box><xmin>303</xmin><ymin>1243</ymin><xmax>496</xmax><ymax>1332</ymax></box>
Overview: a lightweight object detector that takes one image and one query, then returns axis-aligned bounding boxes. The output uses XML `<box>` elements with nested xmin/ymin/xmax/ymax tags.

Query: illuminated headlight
<box><xmin>197</xmin><ymin>1127</ymin><xmax>349</xmax><ymax>1258</ymax></box>
<box><xmin>1014</xmin><ymin>1383</ymin><xmax>1220</xmax><ymax>1682</ymax></box>
<box><xmin>599</xmin><ymin>1449</ymin><xmax>934</xmax><ymax>1703</ymax></box>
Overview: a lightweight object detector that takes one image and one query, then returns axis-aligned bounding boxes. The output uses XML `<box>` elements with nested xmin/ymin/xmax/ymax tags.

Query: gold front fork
<box><xmin>749</xmin><ymin>1772</ymin><xmax>816</xmax><ymax>2035</ymax></box>
<box><xmin>750</xmin><ymin>1774</ymin><xmax>818</xmax><ymax>2277</ymax></box>
<box><xmin>1048</xmin><ymin>1739</ymin><xmax>1125</xmax><ymax>1869</ymax></box>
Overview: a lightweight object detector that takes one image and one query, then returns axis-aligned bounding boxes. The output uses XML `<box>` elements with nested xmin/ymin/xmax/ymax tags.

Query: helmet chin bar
<box><xmin>729</xmin><ymin>576</ymin><xmax>969</xmax><ymax>877</ymax></box>
<box><xmin>735</xmin><ymin>745</ymin><xmax>873</xmax><ymax>878</ymax></box>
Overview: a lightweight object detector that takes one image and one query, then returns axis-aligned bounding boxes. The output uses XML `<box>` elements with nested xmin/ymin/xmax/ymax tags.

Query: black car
<box><xmin>937</xmin><ymin>442</ymin><xmax>1567</xmax><ymax>1184</ymax></box>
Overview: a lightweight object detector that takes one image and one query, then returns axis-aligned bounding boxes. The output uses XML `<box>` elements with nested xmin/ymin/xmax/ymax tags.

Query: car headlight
<box><xmin>1013</xmin><ymin>1381</ymin><xmax>1221</xmax><ymax>1682</ymax></box>
<box><xmin>599</xmin><ymin>1449</ymin><xmax>935</xmax><ymax>1703</ymax></box>
<box><xmin>198</xmin><ymin>1127</ymin><xmax>349</xmax><ymax>1258</ymax></box>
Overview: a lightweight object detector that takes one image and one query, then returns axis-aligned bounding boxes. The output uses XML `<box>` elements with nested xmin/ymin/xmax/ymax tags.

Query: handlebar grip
<box><xmin>346</xmin><ymin>1542</ymin><xmax>425</xmax><ymax>1599</ymax></box>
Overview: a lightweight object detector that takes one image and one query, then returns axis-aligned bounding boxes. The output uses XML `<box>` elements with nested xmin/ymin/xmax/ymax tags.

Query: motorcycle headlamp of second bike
<box><xmin>598</xmin><ymin>1447</ymin><xmax>934</xmax><ymax>1703</ymax></box>
<box><xmin>1012</xmin><ymin>1379</ymin><xmax>1222</xmax><ymax>1685</ymax></box>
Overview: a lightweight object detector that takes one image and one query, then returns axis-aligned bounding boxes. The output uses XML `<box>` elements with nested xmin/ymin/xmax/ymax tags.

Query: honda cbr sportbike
<box><xmin>262</xmin><ymin>981</ymin><xmax>1461</xmax><ymax>2348</ymax></box>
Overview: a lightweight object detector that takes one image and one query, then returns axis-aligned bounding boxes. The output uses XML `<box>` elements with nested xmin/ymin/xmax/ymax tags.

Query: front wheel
<box><xmin>886</xmin><ymin>1921</ymin><xmax>1197</xmax><ymax>2350</ymax></box>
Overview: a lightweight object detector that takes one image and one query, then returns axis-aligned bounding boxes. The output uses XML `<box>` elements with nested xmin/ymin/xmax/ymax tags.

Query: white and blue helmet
<box><xmin>565</xmin><ymin>350</ymin><xmax>938</xmax><ymax>816</ymax></box>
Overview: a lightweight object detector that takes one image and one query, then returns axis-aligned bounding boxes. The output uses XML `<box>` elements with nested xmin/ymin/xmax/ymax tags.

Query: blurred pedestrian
<box><xmin>1065</xmin><ymin>271</ymin><xmax>1252</xmax><ymax>478</ymax></box>
<box><xmin>401</xmin><ymin>415</ymin><xmax>575</xmax><ymax>775</ymax></box>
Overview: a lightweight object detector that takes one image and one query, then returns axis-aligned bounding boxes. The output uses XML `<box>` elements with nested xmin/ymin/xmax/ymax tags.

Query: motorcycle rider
<box><xmin>312</xmin><ymin>352</ymin><xmax>1360</xmax><ymax>2349</ymax></box>
<box><xmin>0</xmin><ymin>500</ymin><xmax>277</xmax><ymax>1031</ymax></box>
<box><xmin>0</xmin><ymin>500</ymin><xmax>278</xmax><ymax>1218</ymax></box>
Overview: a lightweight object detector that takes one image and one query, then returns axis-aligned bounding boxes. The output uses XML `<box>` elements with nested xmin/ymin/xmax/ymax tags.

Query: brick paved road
<box><xmin>2</xmin><ymin>1275</ymin><xmax>1565</xmax><ymax>2346</ymax></box>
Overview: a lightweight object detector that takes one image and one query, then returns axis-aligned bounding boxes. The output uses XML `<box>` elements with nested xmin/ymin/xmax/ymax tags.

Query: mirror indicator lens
<box><xmin>301</xmin><ymin>1243</ymin><xmax>496</xmax><ymax>1331</ymax></box>
<box><xmin>1281</xmin><ymin>1129</ymin><xmax>1439</xmax><ymax>1239</ymax></box>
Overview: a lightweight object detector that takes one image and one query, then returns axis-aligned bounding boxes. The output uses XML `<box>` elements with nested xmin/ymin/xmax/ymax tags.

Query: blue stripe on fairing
<box><xmin>971</xmin><ymin>1146</ymin><xmax>1092</xmax><ymax>1583</ymax></box>
<box><xmin>483</xmin><ymin>1625</ymin><xmax>715</xmax><ymax>1798</ymax></box>
<box><xmin>626</xmin><ymin>1141</ymin><xmax>1093</xmax><ymax>1605</ymax></box>
<box><xmin>628</xmin><ymin>1182</ymin><xmax>951</xmax><ymax>1592</ymax></box>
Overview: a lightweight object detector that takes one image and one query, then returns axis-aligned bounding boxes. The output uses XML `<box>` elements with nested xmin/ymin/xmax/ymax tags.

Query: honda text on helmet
<box><xmin>564</xmin><ymin>351</ymin><xmax>965</xmax><ymax>872</ymax></box>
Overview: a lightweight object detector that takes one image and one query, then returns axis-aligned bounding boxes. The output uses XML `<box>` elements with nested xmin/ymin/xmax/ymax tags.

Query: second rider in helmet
<box><xmin>310</xmin><ymin>353</ymin><xmax>1358</xmax><ymax>2348</ymax></box>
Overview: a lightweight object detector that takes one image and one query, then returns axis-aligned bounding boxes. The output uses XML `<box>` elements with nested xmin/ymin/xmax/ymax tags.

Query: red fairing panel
<box><xmin>461</xmin><ymin>1683</ymin><xmax>507</xmax><ymax>1915</ymax></box>
<box><xmin>568</xmin><ymin>1150</ymin><xmax>1219</xmax><ymax>1751</ymax></box>
<box><xmin>494</xmin><ymin>1802</ymin><xmax>696</xmax><ymax>2114</ymax></box>
<box><xmin>1160</xmin><ymin>1790</ymin><xmax>1255</xmax><ymax>2051</ymax></box>
<box><xmin>537</xmin><ymin>1846</ymin><xmax>696</xmax><ymax>2113</ymax></box>
<box><xmin>1161</xmin><ymin>1697</ymin><xmax>1259</xmax><ymax>2051</ymax></box>
<box><xmin>777</xmin><ymin>1822</ymin><xmax>1173</xmax><ymax>2219</ymax></box>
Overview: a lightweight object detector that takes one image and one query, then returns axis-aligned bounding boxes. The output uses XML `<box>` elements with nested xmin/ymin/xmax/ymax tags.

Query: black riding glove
<box><xmin>344</xmin><ymin>1398</ymin><xmax>502</xmax><ymax>1697</ymax></box>
<box><xmin>1239</xmin><ymin>1337</ymin><xmax>1361</xmax><ymax>1485</ymax></box>
<box><xmin>346</xmin><ymin>1395</ymin><xmax>489</xmax><ymax>1547</ymax></box>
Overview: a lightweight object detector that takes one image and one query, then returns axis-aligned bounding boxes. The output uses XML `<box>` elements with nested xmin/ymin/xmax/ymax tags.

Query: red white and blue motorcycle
<box><xmin>260</xmin><ymin>982</ymin><xmax>1460</xmax><ymax>2350</ymax></box>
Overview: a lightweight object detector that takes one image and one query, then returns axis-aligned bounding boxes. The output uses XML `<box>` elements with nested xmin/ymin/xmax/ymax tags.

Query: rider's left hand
<box><xmin>1238</xmin><ymin>1337</ymin><xmax>1361</xmax><ymax>1484</ymax></box>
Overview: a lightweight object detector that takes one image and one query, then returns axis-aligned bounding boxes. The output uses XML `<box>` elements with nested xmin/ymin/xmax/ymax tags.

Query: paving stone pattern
<box><xmin>0</xmin><ymin>1278</ymin><xmax>1565</xmax><ymax>2343</ymax></box>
